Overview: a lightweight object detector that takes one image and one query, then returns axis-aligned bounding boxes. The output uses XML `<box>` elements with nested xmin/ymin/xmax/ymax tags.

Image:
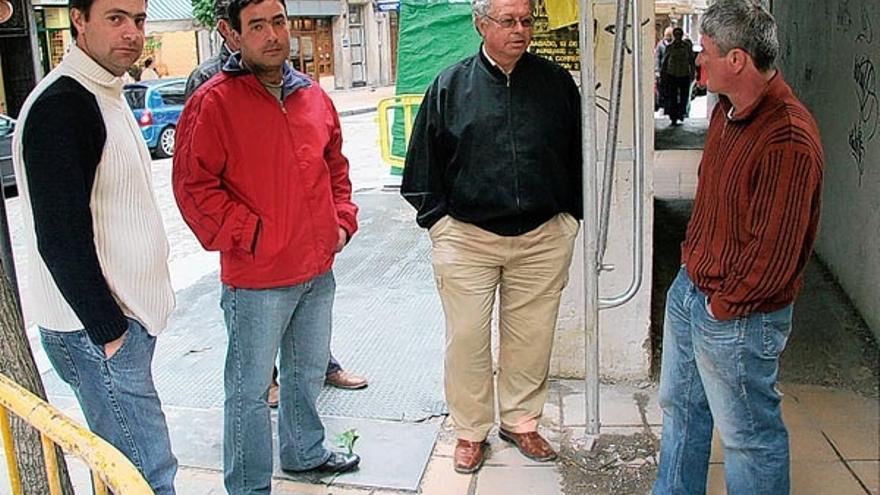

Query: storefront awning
<box><xmin>146</xmin><ymin>0</ymin><xmax>194</xmax><ymax>22</ymax></box>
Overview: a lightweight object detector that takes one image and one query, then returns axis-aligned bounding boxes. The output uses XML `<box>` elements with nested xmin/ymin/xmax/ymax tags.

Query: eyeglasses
<box><xmin>483</xmin><ymin>15</ymin><xmax>534</xmax><ymax>29</ymax></box>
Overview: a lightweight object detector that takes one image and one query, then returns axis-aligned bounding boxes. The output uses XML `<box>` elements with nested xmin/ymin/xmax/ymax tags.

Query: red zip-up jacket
<box><xmin>173</xmin><ymin>59</ymin><xmax>358</xmax><ymax>289</ymax></box>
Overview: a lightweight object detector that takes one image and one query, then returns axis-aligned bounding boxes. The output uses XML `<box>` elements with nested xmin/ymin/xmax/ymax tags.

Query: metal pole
<box><xmin>598</xmin><ymin>0</ymin><xmax>646</xmax><ymax>311</ymax></box>
<box><xmin>597</xmin><ymin>0</ymin><xmax>630</xmax><ymax>261</ymax></box>
<box><xmin>579</xmin><ymin>0</ymin><xmax>601</xmax><ymax>441</ymax></box>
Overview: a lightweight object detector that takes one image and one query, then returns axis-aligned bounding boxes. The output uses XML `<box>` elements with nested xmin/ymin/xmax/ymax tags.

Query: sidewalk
<box><xmin>28</xmin><ymin>378</ymin><xmax>879</xmax><ymax>494</ymax></box>
<box><xmin>327</xmin><ymin>85</ymin><xmax>396</xmax><ymax>117</ymax></box>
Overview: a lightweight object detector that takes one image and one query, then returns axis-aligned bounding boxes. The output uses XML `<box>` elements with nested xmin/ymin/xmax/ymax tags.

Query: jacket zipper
<box><xmin>506</xmin><ymin>72</ymin><xmax>522</xmax><ymax>219</ymax></box>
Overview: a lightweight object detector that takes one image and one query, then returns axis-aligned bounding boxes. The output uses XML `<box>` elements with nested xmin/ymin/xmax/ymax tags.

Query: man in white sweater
<box><xmin>11</xmin><ymin>0</ymin><xmax>177</xmax><ymax>492</ymax></box>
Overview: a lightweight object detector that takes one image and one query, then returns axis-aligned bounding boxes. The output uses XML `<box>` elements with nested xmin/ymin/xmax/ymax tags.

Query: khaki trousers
<box><xmin>429</xmin><ymin>213</ymin><xmax>579</xmax><ymax>441</ymax></box>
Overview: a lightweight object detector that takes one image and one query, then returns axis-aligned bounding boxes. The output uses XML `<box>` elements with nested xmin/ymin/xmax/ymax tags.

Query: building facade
<box><xmin>286</xmin><ymin>0</ymin><xmax>397</xmax><ymax>90</ymax></box>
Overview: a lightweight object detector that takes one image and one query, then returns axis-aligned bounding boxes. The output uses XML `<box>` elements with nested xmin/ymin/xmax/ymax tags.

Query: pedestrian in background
<box><xmin>12</xmin><ymin>0</ymin><xmax>178</xmax><ymax>491</ymax></box>
<box><xmin>402</xmin><ymin>0</ymin><xmax>582</xmax><ymax>475</ymax></box>
<box><xmin>653</xmin><ymin>1</ymin><xmax>824</xmax><ymax>494</ymax></box>
<box><xmin>654</xmin><ymin>25</ymin><xmax>674</xmax><ymax>111</ymax></box>
<box><xmin>184</xmin><ymin>0</ymin><xmax>238</xmax><ymax>100</ymax></box>
<box><xmin>660</xmin><ymin>27</ymin><xmax>695</xmax><ymax>125</ymax></box>
<box><xmin>141</xmin><ymin>57</ymin><xmax>160</xmax><ymax>80</ymax></box>
<box><xmin>174</xmin><ymin>0</ymin><xmax>361</xmax><ymax>491</ymax></box>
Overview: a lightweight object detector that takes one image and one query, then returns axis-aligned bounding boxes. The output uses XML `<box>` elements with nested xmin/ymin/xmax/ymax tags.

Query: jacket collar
<box><xmin>477</xmin><ymin>44</ymin><xmax>531</xmax><ymax>82</ymax></box>
<box><xmin>61</xmin><ymin>43</ymin><xmax>125</xmax><ymax>97</ymax></box>
<box><xmin>222</xmin><ymin>51</ymin><xmax>311</xmax><ymax>99</ymax></box>
<box><xmin>720</xmin><ymin>71</ymin><xmax>791</xmax><ymax>123</ymax></box>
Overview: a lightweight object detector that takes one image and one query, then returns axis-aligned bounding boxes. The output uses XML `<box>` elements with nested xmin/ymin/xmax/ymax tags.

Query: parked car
<box><xmin>123</xmin><ymin>78</ymin><xmax>186</xmax><ymax>158</ymax></box>
<box><xmin>0</xmin><ymin>113</ymin><xmax>16</xmax><ymax>197</ymax></box>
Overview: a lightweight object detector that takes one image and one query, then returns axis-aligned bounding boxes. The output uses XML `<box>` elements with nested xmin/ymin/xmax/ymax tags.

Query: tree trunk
<box><xmin>0</xmin><ymin>263</ymin><xmax>74</xmax><ymax>494</ymax></box>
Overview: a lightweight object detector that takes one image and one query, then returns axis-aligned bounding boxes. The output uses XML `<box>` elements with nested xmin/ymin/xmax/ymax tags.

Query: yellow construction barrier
<box><xmin>376</xmin><ymin>94</ymin><xmax>423</xmax><ymax>168</ymax></box>
<box><xmin>0</xmin><ymin>373</ymin><xmax>154</xmax><ymax>494</ymax></box>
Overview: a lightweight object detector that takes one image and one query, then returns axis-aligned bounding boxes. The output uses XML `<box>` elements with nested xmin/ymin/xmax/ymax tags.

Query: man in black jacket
<box><xmin>401</xmin><ymin>0</ymin><xmax>582</xmax><ymax>475</ymax></box>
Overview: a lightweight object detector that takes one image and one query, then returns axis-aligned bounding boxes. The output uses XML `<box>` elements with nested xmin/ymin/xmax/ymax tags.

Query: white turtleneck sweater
<box><xmin>12</xmin><ymin>44</ymin><xmax>175</xmax><ymax>344</ymax></box>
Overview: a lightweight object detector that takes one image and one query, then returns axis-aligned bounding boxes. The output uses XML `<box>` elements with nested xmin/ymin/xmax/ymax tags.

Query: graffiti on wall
<box><xmin>837</xmin><ymin>0</ymin><xmax>853</xmax><ymax>32</ymax></box>
<box><xmin>850</xmin><ymin>56</ymin><xmax>877</xmax><ymax>184</ymax></box>
<box><xmin>856</xmin><ymin>3</ymin><xmax>874</xmax><ymax>43</ymax></box>
<box><xmin>848</xmin><ymin>3</ymin><xmax>877</xmax><ymax>186</ymax></box>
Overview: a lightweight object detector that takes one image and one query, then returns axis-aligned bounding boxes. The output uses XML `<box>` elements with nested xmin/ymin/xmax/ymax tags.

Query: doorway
<box><xmin>348</xmin><ymin>5</ymin><xmax>367</xmax><ymax>87</ymax></box>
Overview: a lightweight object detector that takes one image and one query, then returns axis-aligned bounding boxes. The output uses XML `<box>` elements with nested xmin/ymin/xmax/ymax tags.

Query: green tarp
<box><xmin>390</xmin><ymin>0</ymin><xmax>481</xmax><ymax>173</ymax></box>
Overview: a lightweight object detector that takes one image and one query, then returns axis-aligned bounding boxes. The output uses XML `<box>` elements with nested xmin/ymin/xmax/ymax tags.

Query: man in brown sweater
<box><xmin>652</xmin><ymin>2</ymin><xmax>824</xmax><ymax>494</ymax></box>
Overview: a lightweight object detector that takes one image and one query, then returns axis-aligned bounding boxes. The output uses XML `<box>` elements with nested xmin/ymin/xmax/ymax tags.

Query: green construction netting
<box><xmin>390</xmin><ymin>0</ymin><xmax>481</xmax><ymax>174</ymax></box>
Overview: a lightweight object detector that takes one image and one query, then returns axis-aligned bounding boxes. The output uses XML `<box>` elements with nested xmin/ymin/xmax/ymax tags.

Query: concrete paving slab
<box><xmin>161</xmin><ymin>406</ymin><xmax>439</xmax><ymax>492</ymax></box>
<box><xmin>787</xmin><ymin>385</ymin><xmax>880</xmax><ymax>428</ymax></box>
<box><xmin>558</xmin><ymin>381</ymin><xmax>661</xmax><ymax>427</ymax></box>
<box><xmin>475</xmin><ymin>465</ymin><xmax>561</xmax><ymax>495</ymax></box>
<box><xmin>162</xmin><ymin>404</ymin><xmax>439</xmax><ymax>492</ymax></box>
<box><xmin>712</xmin><ymin>461</ymin><xmax>870</xmax><ymax>495</ymax></box>
<box><xmin>821</xmin><ymin>423</ymin><xmax>880</xmax><ymax>460</ymax></box>
<box><xmin>176</xmin><ymin>467</ymin><xmax>226</xmax><ymax>495</ymax></box>
<box><xmin>277</xmin><ymin>417</ymin><xmax>439</xmax><ymax>492</ymax></box>
<box><xmin>417</xmin><ymin>457</ymin><xmax>474</xmax><ymax>495</ymax></box>
<box><xmin>272</xmin><ymin>478</ymin><xmax>354</xmax><ymax>494</ymax></box>
<box><xmin>848</xmin><ymin>460</ymin><xmax>879</xmax><ymax>494</ymax></box>
<box><xmin>779</xmin><ymin>392</ymin><xmax>820</xmax><ymax>429</ymax></box>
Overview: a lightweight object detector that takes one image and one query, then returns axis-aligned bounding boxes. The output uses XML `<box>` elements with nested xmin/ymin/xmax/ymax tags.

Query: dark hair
<box><xmin>69</xmin><ymin>0</ymin><xmax>149</xmax><ymax>38</ymax></box>
<box><xmin>214</xmin><ymin>0</ymin><xmax>230</xmax><ymax>21</ymax></box>
<box><xmin>227</xmin><ymin>0</ymin><xmax>285</xmax><ymax>32</ymax></box>
<box><xmin>672</xmin><ymin>27</ymin><xmax>684</xmax><ymax>39</ymax></box>
<box><xmin>68</xmin><ymin>0</ymin><xmax>96</xmax><ymax>38</ymax></box>
<box><xmin>701</xmin><ymin>0</ymin><xmax>778</xmax><ymax>72</ymax></box>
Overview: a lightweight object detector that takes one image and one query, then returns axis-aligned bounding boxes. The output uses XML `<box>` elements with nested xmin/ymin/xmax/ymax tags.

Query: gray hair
<box><xmin>472</xmin><ymin>0</ymin><xmax>535</xmax><ymax>19</ymax></box>
<box><xmin>700</xmin><ymin>0</ymin><xmax>778</xmax><ymax>72</ymax></box>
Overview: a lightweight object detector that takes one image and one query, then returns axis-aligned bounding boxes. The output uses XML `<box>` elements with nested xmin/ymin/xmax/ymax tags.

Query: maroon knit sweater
<box><xmin>682</xmin><ymin>73</ymin><xmax>824</xmax><ymax>321</ymax></box>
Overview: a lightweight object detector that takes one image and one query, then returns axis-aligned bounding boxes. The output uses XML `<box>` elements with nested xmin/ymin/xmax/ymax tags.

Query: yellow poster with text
<box><xmin>544</xmin><ymin>0</ymin><xmax>578</xmax><ymax>30</ymax></box>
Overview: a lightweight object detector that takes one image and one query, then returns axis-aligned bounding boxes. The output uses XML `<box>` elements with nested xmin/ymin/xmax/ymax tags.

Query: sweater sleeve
<box><xmin>322</xmin><ymin>93</ymin><xmax>358</xmax><ymax>238</ymax></box>
<box><xmin>172</xmin><ymin>89</ymin><xmax>260</xmax><ymax>255</ymax></box>
<box><xmin>401</xmin><ymin>79</ymin><xmax>449</xmax><ymax>229</ymax></box>
<box><xmin>22</xmin><ymin>80</ymin><xmax>128</xmax><ymax>345</ymax></box>
<box><xmin>710</xmin><ymin>140</ymin><xmax>823</xmax><ymax>320</ymax></box>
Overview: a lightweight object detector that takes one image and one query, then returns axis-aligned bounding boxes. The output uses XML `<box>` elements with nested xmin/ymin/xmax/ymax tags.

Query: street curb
<box><xmin>338</xmin><ymin>106</ymin><xmax>378</xmax><ymax>117</ymax></box>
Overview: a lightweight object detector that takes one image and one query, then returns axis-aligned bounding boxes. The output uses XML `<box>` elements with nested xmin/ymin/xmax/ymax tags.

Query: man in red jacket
<box><xmin>173</xmin><ymin>0</ymin><xmax>360</xmax><ymax>491</ymax></box>
<box><xmin>653</xmin><ymin>2</ymin><xmax>824</xmax><ymax>495</ymax></box>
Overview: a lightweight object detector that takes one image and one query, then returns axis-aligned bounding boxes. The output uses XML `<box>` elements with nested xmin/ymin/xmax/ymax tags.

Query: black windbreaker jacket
<box><xmin>401</xmin><ymin>49</ymin><xmax>583</xmax><ymax>236</ymax></box>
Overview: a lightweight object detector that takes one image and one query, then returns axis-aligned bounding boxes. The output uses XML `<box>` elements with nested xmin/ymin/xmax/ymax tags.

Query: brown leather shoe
<box><xmin>498</xmin><ymin>429</ymin><xmax>557</xmax><ymax>462</ymax></box>
<box><xmin>453</xmin><ymin>439</ymin><xmax>486</xmax><ymax>474</ymax></box>
<box><xmin>267</xmin><ymin>380</ymin><xmax>279</xmax><ymax>409</ymax></box>
<box><xmin>325</xmin><ymin>370</ymin><xmax>368</xmax><ymax>390</ymax></box>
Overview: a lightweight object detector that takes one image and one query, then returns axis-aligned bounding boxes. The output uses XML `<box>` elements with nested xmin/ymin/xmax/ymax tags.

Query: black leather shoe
<box><xmin>313</xmin><ymin>452</ymin><xmax>360</xmax><ymax>473</ymax></box>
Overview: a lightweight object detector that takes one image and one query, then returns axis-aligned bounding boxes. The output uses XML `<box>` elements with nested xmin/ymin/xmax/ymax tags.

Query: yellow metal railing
<box><xmin>0</xmin><ymin>373</ymin><xmax>154</xmax><ymax>494</ymax></box>
<box><xmin>376</xmin><ymin>94</ymin><xmax>423</xmax><ymax>167</ymax></box>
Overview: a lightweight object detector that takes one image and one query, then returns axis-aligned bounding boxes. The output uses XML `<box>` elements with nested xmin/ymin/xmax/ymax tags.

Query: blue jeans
<box><xmin>653</xmin><ymin>267</ymin><xmax>792</xmax><ymax>495</ymax></box>
<box><xmin>221</xmin><ymin>270</ymin><xmax>335</xmax><ymax>495</ymax></box>
<box><xmin>40</xmin><ymin>319</ymin><xmax>177</xmax><ymax>495</ymax></box>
